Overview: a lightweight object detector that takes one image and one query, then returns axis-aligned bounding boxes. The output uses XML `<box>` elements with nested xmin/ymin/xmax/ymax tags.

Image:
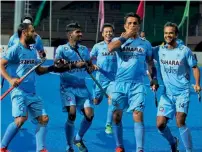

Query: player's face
<box><xmin>124</xmin><ymin>17</ymin><xmax>140</xmax><ymax>34</ymax></box>
<box><xmin>164</xmin><ymin>26</ymin><xmax>177</xmax><ymax>45</ymax></box>
<box><xmin>102</xmin><ymin>27</ymin><xmax>114</xmax><ymax>41</ymax></box>
<box><xmin>71</xmin><ymin>29</ymin><xmax>83</xmax><ymax>42</ymax></box>
<box><xmin>25</xmin><ymin>25</ymin><xmax>36</xmax><ymax>45</ymax></box>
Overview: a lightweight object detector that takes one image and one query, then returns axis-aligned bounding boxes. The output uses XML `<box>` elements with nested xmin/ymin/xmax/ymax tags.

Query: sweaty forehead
<box><xmin>126</xmin><ymin>17</ymin><xmax>138</xmax><ymax>23</ymax></box>
<box><xmin>103</xmin><ymin>27</ymin><xmax>113</xmax><ymax>32</ymax></box>
<box><xmin>164</xmin><ymin>26</ymin><xmax>175</xmax><ymax>32</ymax></box>
<box><xmin>28</xmin><ymin>25</ymin><xmax>34</xmax><ymax>31</ymax></box>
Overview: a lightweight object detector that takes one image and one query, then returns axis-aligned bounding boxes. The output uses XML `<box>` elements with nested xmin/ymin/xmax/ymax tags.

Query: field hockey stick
<box><xmin>0</xmin><ymin>59</ymin><xmax>46</xmax><ymax>101</ymax></box>
<box><xmin>74</xmin><ymin>46</ymin><xmax>110</xmax><ymax>99</ymax></box>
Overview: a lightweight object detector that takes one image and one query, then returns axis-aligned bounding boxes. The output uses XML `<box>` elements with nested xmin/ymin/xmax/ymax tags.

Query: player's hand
<box><xmin>121</xmin><ymin>29</ymin><xmax>136</xmax><ymax>39</ymax></box>
<box><xmin>193</xmin><ymin>85</ymin><xmax>201</xmax><ymax>93</ymax></box>
<box><xmin>9</xmin><ymin>78</ymin><xmax>20</xmax><ymax>87</ymax></box>
<box><xmin>150</xmin><ymin>79</ymin><xmax>159</xmax><ymax>91</ymax></box>
<box><xmin>38</xmin><ymin>51</ymin><xmax>46</xmax><ymax>59</ymax></box>
<box><xmin>75</xmin><ymin>61</ymin><xmax>87</xmax><ymax>69</ymax></box>
<box><xmin>54</xmin><ymin>59</ymin><xmax>67</xmax><ymax>68</ymax></box>
<box><xmin>86</xmin><ymin>64</ymin><xmax>99</xmax><ymax>73</ymax></box>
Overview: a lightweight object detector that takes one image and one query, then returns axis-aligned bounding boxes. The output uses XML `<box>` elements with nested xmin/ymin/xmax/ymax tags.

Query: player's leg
<box><xmin>74</xmin><ymin>96</ymin><xmax>94</xmax><ymax>152</ymax></box>
<box><xmin>128</xmin><ymin>83</ymin><xmax>146</xmax><ymax>152</ymax></box>
<box><xmin>111</xmin><ymin>82</ymin><xmax>127</xmax><ymax>152</ymax></box>
<box><xmin>157</xmin><ymin>94</ymin><xmax>178</xmax><ymax>152</ymax></box>
<box><xmin>61</xmin><ymin>88</ymin><xmax>76</xmax><ymax>152</ymax></box>
<box><xmin>105</xmin><ymin>82</ymin><xmax>114</xmax><ymax>134</ymax></box>
<box><xmin>175</xmin><ymin>92</ymin><xmax>192</xmax><ymax>152</ymax></box>
<box><xmin>1</xmin><ymin>89</ymin><xmax>28</xmax><ymax>150</ymax></box>
<box><xmin>28</xmin><ymin>94</ymin><xmax>49</xmax><ymax>152</ymax></box>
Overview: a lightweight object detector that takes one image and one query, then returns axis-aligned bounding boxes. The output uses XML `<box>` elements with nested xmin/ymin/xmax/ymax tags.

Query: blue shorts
<box><xmin>157</xmin><ymin>91</ymin><xmax>190</xmax><ymax>119</ymax></box>
<box><xmin>60</xmin><ymin>86</ymin><xmax>94</xmax><ymax>112</ymax></box>
<box><xmin>110</xmin><ymin>81</ymin><xmax>146</xmax><ymax>112</ymax></box>
<box><xmin>10</xmin><ymin>88</ymin><xmax>47</xmax><ymax>120</ymax></box>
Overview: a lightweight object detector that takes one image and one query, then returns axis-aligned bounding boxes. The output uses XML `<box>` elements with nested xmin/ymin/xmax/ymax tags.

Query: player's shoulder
<box><xmin>9</xmin><ymin>32</ymin><xmax>18</xmax><ymax>40</ymax></box>
<box><xmin>178</xmin><ymin>44</ymin><xmax>192</xmax><ymax>54</ymax></box>
<box><xmin>57</xmin><ymin>44</ymin><xmax>70</xmax><ymax>51</ymax></box>
<box><xmin>78</xmin><ymin>44</ymin><xmax>88</xmax><ymax>50</ymax></box>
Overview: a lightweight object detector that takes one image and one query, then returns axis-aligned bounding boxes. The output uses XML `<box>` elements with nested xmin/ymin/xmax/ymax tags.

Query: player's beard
<box><xmin>25</xmin><ymin>36</ymin><xmax>36</xmax><ymax>45</ymax></box>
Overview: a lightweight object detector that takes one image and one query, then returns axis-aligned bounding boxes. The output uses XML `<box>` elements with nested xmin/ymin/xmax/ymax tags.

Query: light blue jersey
<box><xmin>55</xmin><ymin>43</ymin><xmax>93</xmax><ymax>112</ymax></box>
<box><xmin>90</xmin><ymin>41</ymin><xmax>117</xmax><ymax>82</ymax></box>
<box><xmin>55</xmin><ymin>43</ymin><xmax>90</xmax><ymax>88</ymax></box>
<box><xmin>114</xmin><ymin>37</ymin><xmax>152</xmax><ymax>82</ymax></box>
<box><xmin>176</xmin><ymin>39</ymin><xmax>184</xmax><ymax>45</ymax></box>
<box><xmin>110</xmin><ymin>37</ymin><xmax>152</xmax><ymax>113</ymax></box>
<box><xmin>153</xmin><ymin>44</ymin><xmax>197</xmax><ymax>95</ymax></box>
<box><xmin>3</xmin><ymin>42</ymin><xmax>38</xmax><ymax>93</ymax></box>
<box><xmin>8</xmin><ymin>32</ymin><xmax>44</xmax><ymax>52</ymax></box>
<box><xmin>90</xmin><ymin>41</ymin><xmax>117</xmax><ymax>100</ymax></box>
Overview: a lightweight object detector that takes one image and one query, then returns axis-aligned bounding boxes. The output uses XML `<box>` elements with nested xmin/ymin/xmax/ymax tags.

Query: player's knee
<box><xmin>38</xmin><ymin>115</ymin><xmax>49</xmax><ymax>125</ymax></box>
<box><xmin>85</xmin><ymin>115</ymin><xmax>94</xmax><ymax>122</ymax></box>
<box><xmin>68</xmin><ymin>113</ymin><xmax>76</xmax><ymax>121</ymax></box>
<box><xmin>157</xmin><ymin>121</ymin><xmax>166</xmax><ymax>131</ymax></box>
<box><xmin>176</xmin><ymin>113</ymin><xmax>186</xmax><ymax>127</ymax></box>
<box><xmin>15</xmin><ymin>117</ymin><xmax>27</xmax><ymax>127</ymax></box>
<box><xmin>113</xmin><ymin>111</ymin><xmax>122</xmax><ymax>124</ymax></box>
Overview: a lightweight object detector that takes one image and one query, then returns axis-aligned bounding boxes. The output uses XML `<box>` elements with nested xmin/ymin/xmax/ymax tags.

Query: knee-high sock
<box><xmin>158</xmin><ymin>126</ymin><xmax>175</xmax><ymax>146</ymax></box>
<box><xmin>113</xmin><ymin>122</ymin><xmax>123</xmax><ymax>148</ymax></box>
<box><xmin>75</xmin><ymin>117</ymin><xmax>92</xmax><ymax>141</ymax></box>
<box><xmin>1</xmin><ymin>122</ymin><xmax>19</xmax><ymax>148</ymax></box>
<box><xmin>36</xmin><ymin>124</ymin><xmax>47</xmax><ymax>151</ymax></box>
<box><xmin>65</xmin><ymin>120</ymin><xmax>74</xmax><ymax>149</ymax></box>
<box><xmin>134</xmin><ymin>122</ymin><xmax>144</xmax><ymax>151</ymax></box>
<box><xmin>106</xmin><ymin>105</ymin><xmax>113</xmax><ymax>126</ymax></box>
<box><xmin>179</xmin><ymin>125</ymin><xmax>192</xmax><ymax>152</ymax></box>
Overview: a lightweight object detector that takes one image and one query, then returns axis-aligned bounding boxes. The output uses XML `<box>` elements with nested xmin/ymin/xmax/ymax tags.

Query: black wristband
<box><xmin>118</xmin><ymin>37</ymin><xmax>127</xmax><ymax>44</ymax></box>
<box><xmin>47</xmin><ymin>65</ymin><xmax>54</xmax><ymax>72</ymax></box>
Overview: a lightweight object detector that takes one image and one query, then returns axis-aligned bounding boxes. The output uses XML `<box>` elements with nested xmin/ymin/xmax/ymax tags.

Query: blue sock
<box><xmin>158</xmin><ymin>126</ymin><xmax>175</xmax><ymax>146</ymax></box>
<box><xmin>65</xmin><ymin>120</ymin><xmax>74</xmax><ymax>149</ymax></box>
<box><xmin>76</xmin><ymin>117</ymin><xmax>92</xmax><ymax>141</ymax></box>
<box><xmin>113</xmin><ymin>122</ymin><xmax>123</xmax><ymax>148</ymax></box>
<box><xmin>1</xmin><ymin>122</ymin><xmax>19</xmax><ymax>148</ymax></box>
<box><xmin>179</xmin><ymin>125</ymin><xmax>192</xmax><ymax>152</ymax></box>
<box><xmin>134</xmin><ymin>122</ymin><xmax>144</xmax><ymax>151</ymax></box>
<box><xmin>35</xmin><ymin>124</ymin><xmax>47</xmax><ymax>151</ymax></box>
<box><xmin>106</xmin><ymin>105</ymin><xmax>113</xmax><ymax>126</ymax></box>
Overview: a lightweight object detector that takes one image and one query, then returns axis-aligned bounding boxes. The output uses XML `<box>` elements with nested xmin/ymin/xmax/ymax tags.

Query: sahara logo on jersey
<box><xmin>20</xmin><ymin>59</ymin><xmax>35</xmax><ymax>64</ymax></box>
<box><xmin>121</xmin><ymin>46</ymin><xmax>144</xmax><ymax>53</ymax></box>
<box><xmin>160</xmin><ymin>59</ymin><xmax>182</xmax><ymax>66</ymax></box>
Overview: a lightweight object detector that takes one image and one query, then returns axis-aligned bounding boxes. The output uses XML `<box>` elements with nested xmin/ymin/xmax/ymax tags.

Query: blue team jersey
<box><xmin>176</xmin><ymin>39</ymin><xmax>184</xmax><ymax>45</ymax></box>
<box><xmin>153</xmin><ymin>44</ymin><xmax>197</xmax><ymax>95</ymax></box>
<box><xmin>55</xmin><ymin>43</ymin><xmax>90</xmax><ymax>88</ymax></box>
<box><xmin>113</xmin><ymin>37</ymin><xmax>152</xmax><ymax>82</ymax></box>
<box><xmin>3</xmin><ymin>42</ymin><xmax>38</xmax><ymax>93</ymax></box>
<box><xmin>8</xmin><ymin>32</ymin><xmax>44</xmax><ymax>52</ymax></box>
<box><xmin>90</xmin><ymin>41</ymin><xmax>117</xmax><ymax>82</ymax></box>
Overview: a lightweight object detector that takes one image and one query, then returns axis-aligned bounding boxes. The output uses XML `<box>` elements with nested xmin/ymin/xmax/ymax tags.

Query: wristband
<box><xmin>118</xmin><ymin>37</ymin><xmax>127</xmax><ymax>44</ymax></box>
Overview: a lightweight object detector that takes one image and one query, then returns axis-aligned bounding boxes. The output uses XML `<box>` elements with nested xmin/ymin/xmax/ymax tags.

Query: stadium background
<box><xmin>1</xmin><ymin>1</ymin><xmax>202</xmax><ymax>51</ymax></box>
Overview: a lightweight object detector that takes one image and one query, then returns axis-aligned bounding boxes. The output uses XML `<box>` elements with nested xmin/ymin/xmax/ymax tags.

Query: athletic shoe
<box><xmin>115</xmin><ymin>147</ymin><xmax>125</xmax><ymax>152</ymax></box>
<box><xmin>0</xmin><ymin>148</ymin><xmax>9</xmax><ymax>152</ymax></box>
<box><xmin>74</xmin><ymin>137</ymin><xmax>88</xmax><ymax>152</ymax></box>
<box><xmin>105</xmin><ymin>124</ymin><xmax>113</xmax><ymax>134</ymax></box>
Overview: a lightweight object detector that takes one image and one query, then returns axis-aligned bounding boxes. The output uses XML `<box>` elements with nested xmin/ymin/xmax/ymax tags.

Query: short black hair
<box><xmin>124</xmin><ymin>12</ymin><xmax>141</xmax><ymax>24</ymax></box>
<box><xmin>21</xmin><ymin>14</ymin><xmax>33</xmax><ymax>23</ymax></box>
<box><xmin>101</xmin><ymin>23</ymin><xmax>115</xmax><ymax>32</ymax></box>
<box><xmin>164</xmin><ymin>22</ymin><xmax>179</xmax><ymax>34</ymax></box>
<box><xmin>66</xmin><ymin>22</ymin><xmax>81</xmax><ymax>33</ymax></box>
<box><xmin>17</xmin><ymin>23</ymin><xmax>31</xmax><ymax>37</ymax></box>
